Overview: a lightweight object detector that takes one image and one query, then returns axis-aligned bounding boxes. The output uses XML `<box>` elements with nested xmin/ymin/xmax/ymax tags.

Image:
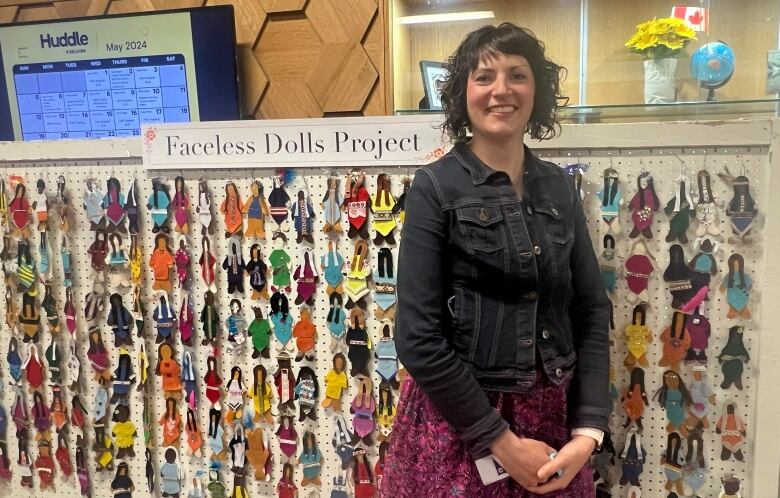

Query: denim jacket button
<box><xmin>541</xmin><ymin>329</ymin><xmax>550</xmax><ymax>340</ymax></box>
<box><xmin>519</xmin><ymin>339</ymin><xmax>534</xmax><ymax>348</ymax></box>
<box><xmin>551</xmin><ymin>208</ymin><xmax>559</xmax><ymax>216</ymax></box>
<box><xmin>525</xmin><ymin>205</ymin><xmax>533</xmax><ymax>215</ymax></box>
<box><xmin>524</xmin><ymin>291</ymin><xmax>538</xmax><ymax>301</ymax></box>
<box><xmin>533</xmin><ymin>245</ymin><xmax>542</xmax><ymax>255</ymax></box>
<box><xmin>555</xmin><ymin>368</ymin><xmax>563</xmax><ymax>378</ymax></box>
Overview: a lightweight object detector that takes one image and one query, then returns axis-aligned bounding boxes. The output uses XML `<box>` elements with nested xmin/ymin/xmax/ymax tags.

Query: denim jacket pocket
<box><xmin>456</xmin><ymin>206</ymin><xmax>505</xmax><ymax>253</ymax></box>
<box><xmin>534</xmin><ymin>204</ymin><xmax>571</xmax><ymax>245</ymax></box>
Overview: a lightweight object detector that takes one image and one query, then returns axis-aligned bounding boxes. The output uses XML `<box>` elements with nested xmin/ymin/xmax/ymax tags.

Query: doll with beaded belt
<box><xmin>351</xmin><ymin>377</ymin><xmax>376</xmax><ymax>445</ymax></box>
<box><xmin>200</xmin><ymin>291</ymin><xmax>220</xmax><ymax>346</ymax></box>
<box><xmin>694</xmin><ymin>170</ymin><xmax>721</xmax><ymax>236</ymax></box>
<box><xmin>249</xmin><ymin>307</ymin><xmax>272</xmax><ymax>359</ymax></box>
<box><xmin>628</xmin><ymin>171</ymin><xmax>660</xmax><ymax>239</ymax></box>
<box><xmin>9</xmin><ymin>183</ymin><xmax>32</xmax><ymax>237</ymax></box>
<box><xmin>274</xmin><ymin>354</ymin><xmax>296</xmax><ymax>415</ymax></box>
<box><xmin>271</xmin><ymin>292</ymin><xmax>294</xmax><ymax>353</ymax></box>
<box><xmin>277</xmin><ymin>462</ymin><xmax>297</xmax><ymax>498</ymax></box>
<box><xmin>87</xmin><ymin>228</ymin><xmax>110</xmax><ymax>273</ymax></box>
<box><xmin>249</xmin><ymin>365</ymin><xmax>274</xmax><ymax>425</ymax></box>
<box><xmin>295</xmin><ymin>366</ymin><xmax>318</xmax><ymax>422</ymax></box>
<box><xmin>655</xmin><ymin>370</ymin><xmax>692</xmax><ymax>436</ymax></box>
<box><xmin>659</xmin><ymin>311</ymin><xmax>691</xmax><ymax>372</ymax></box>
<box><xmin>624</xmin><ymin>304</ymin><xmax>651</xmax><ymax>367</ymax></box>
<box><xmin>196</xmin><ymin>178</ymin><xmax>214</xmax><ymax>236</ymax></box>
<box><xmin>684</xmin><ymin>307</ymin><xmax>711</xmax><ymax>365</ymax></box>
<box><xmin>370</xmin><ymin>173</ymin><xmax>397</xmax><ymax>246</ymax></box>
<box><xmin>246</xmin><ymin>244</ymin><xmax>269</xmax><ymax>300</ymax></box>
<box><xmin>597</xmin><ymin>167</ymin><xmax>623</xmax><ymax>235</ymax></box>
<box><xmin>148</xmin><ymin>177</ymin><xmax>172</xmax><ymax>234</ymax></box>
<box><xmin>293</xmin><ymin>249</ymin><xmax>318</xmax><ymax>306</ymax></box>
<box><xmin>225</xmin><ymin>367</ymin><xmax>246</xmax><ymax>424</ymax></box>
<box><xmin>720</xmin><ymin>168</ymin><xmax>758</xmax><ymax>243</ymax></box>
<box><xmin>623</xmin><ymin>239</ymin><xmax>655</xmax><ymax>303</ymax></box>
<box><xmin>346</xmin><ymin>308</ymin><xmax>371</xmax><ymax>377</ymax></box>
<box><xmin>322</xmin><ymin>175</ymin><xmax>344</xmax><ymax>234</ymax></box>
<box><xmin>373</xmin><ymin>248</ymin><xmax>397</xmax><ymax>320</ymax></box>
<box><xmin>34</xmin><ymin>439</ymin><xmax>55</xmax><ymax>490</ymax></box>
<box><xmin>276</xmin><ymin>415</ymin><xmax>298</xmax><ymax>463</ymax></box>
<box><xmin>111</xmin><ymin>349</ymin><xmax>136</xmax><ymax>405</ymax></box>
<box><xmin>619</xmin><ymin>427</ymin><xmax>645</xmax><ymax>487</ymax></box>
<box><xmin>268</xmin><ymin>175</ymin><xmax>292</xmax><ymax>233</ymax></box>
<box><xmin>223</xmin><ymin>239</ymin><xmax>246</xmax><ymax>295</ymax></box>
<box><xmin>720</xmin><ymin>253</ymin><xmax>753</xmax><ymax>319</ymax></box>
<box><xmin>716</xmin><ymin>402</ymin><xmax>746</xmax><ymax>461</ymax></box>
<box><xmin>660</xmin><ymin>432</ymin><xmax>685</xmax><ymax>495</ymax></box>
<box><xmin>154</xmin><ymin>294</ymin><xmax>177</xmax><ymax>344</ymax></box>
<box><xmin>353</xmin><ymin>448</ymin><xmax>376</xmax><ymax>498</ymax></box>
<box><xmin>345</xmin><ymin>169</ymin><xmax>370</xmax><ymax>240</ymax></box>
<box><xmin>17</xmin><ymin>448</ymin><xmax>32</xmax><ymax>488</ymax></box>
<box><xmin>718</xmin><ymin>325</ymin><xmax>750</xmax><ymax>390</ymax></box>
<box><xmin>345</xmin><ymin>240</ymin><xmax>370</xmax><ymax>309</ymax></box>
<box><xmin>300</xmin><ymin>431</ymin><xmax>323</xmax><ymax>487</ymax></box>
<box><xmin>327</xmin><ymin>293</ymin><xmax>347</xmax><ymax>351</ymax></box>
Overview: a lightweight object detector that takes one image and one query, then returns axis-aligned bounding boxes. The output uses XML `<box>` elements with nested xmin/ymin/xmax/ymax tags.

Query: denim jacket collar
<box><xmin>451</xmin><ymin>141</ymin><xmax>554</xmax><ymax>186</ymax></box>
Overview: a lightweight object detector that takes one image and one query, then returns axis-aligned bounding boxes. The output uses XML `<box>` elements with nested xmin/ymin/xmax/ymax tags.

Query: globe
<box><xmin>689</xmin><ymin>41</ymin><xmax>735</xmax><ymax>101</ymax></box>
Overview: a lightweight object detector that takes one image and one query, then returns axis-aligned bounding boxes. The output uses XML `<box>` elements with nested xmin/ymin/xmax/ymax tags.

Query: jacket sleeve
<box><xmin>567</xmin><ymin>189</ymin><xmax>612</xmax><ymax>432</ymax></box>
<box><xmin>395</xmin><ymin>169</ymin><xmax>508</xmax><ymax>458</ymax></box>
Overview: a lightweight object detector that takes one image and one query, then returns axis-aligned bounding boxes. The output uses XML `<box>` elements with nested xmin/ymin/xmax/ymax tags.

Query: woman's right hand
<box><xmin>489</xmin><ymin>429</ymin><xmax>557</xmax><ymax>489</ymax></box>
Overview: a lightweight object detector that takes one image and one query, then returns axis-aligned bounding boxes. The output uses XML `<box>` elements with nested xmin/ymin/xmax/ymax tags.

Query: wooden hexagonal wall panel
<box><xmin>0</xmin><ymin>0</ymin><xmax>388</xmax><ymax>118</ymax></box>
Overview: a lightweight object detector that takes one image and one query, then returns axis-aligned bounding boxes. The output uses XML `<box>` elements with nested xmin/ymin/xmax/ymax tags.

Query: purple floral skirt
<box><xmin>380</xmin><ymin>372</ymin><xmax>595</xmax><ymax>498</ymax></box>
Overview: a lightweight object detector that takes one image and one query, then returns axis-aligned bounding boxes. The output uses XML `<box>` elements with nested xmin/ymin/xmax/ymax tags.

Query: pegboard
<box><xmin>0</xmin><ymin>139</ymin><xmax>771</xmax><ymax>498</ymax></box>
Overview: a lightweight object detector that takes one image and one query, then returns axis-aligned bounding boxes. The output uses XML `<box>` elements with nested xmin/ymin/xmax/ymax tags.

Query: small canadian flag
<box><xmin>671</xmin><ymin>6</ymin><xmax>708</xmax><ymax>32</ymax></box>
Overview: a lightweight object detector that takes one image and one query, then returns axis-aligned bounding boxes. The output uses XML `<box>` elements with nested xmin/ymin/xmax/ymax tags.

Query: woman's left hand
<box><xmin>525</xmin><ymin>435</ymin><xmax>596</xmax><ymax>494</ymax></box>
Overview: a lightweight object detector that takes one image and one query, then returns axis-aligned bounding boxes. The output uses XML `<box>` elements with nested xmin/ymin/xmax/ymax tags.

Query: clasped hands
<box><xmin>489</xmin><ymin>430</ymin><xmax>596</xmax><ymax>494</ymax></box>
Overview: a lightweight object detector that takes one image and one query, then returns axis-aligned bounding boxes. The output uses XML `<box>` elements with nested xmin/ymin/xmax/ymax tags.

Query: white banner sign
<box><xmin>142</xmin><ymin>115</ymin><xmax>450</xmax><ymax>170</ymax></box>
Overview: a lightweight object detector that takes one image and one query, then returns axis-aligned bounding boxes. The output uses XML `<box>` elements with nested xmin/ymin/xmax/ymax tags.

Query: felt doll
<box><xmin>269</xmin><ymin>234</ymin><xmax>292</xmax><ymax>292</ymax></box>
<box><xmin>375</xmin><ymin>441</ymin><xmax>390</xmax><ymax>492</ymax></box>
<box><xmin>294</xmin><ymin>366</ymin><xmax>318</xmax><ymax>422</ymax></box>
<box><xmin>245</xmin><ymin>427</ymin><xmax>272</xmax><ymax>481</ymax></box>
<box><xmin>627</xmin><ymin>171</ymin><xmax>660</xmax><ymax>239</ymax></box>
<box><xmin>84</xmin><ymin>280</ymin><xmax>107</xmax><ymax>324</ymax></box>
<box><xmin>719</xmin><ymin>475</ymin><xmax>742</xmax><ymax>498</ymax></box>
<box><xmin>375</xmin><ymin>324</ymin><xmax>399</xmax><ymax>388</ymax></box>
<box><xmin>201</xmin><ymin>291</ymin><xmax>220</xmax><ymax>346</ymax></box>
<box><xmin>225</xmin><ymin>299</ymin><xmax>248</xmax><ymax>355</ymax></box>
<box><xmin>229</xmin><ymin>423</ymin><xmax>247</xmax><ymax>475</ymax></box>
<box><xmin>684</xmin><ymin>307</ymin><xmax>711</xmax><ymax>365</ymax></box>
<box><xmin>148</xmin><ymin>177</ymin><xmax>172</xmax><ymax>233</ymax></box>
<box><xmin>56</xmin><ymin>176</ymin><xmax>75</xmax><ymax>233</ymax></box>
<box><xmin>292</xmin><ymin>188</ymin><xmax>315</xmax><ymax>244</ymax></box>
<box><xmin>150</xmin><ymin>234</ymin><xmax>175</xmax><ymax>292</ymax></box>
<box><xmin>181</xmin><ymin>351</ymin><xmax>197</xmax><ymax>409</ymax></box>
<box><xmin>64</xmin><ymin>285</ymin><xmax>78</xmax><ymax>334</ymax></box>
<box><xmin>271</xmin><ymin>292</ymin><xmax>294</xmax><ymax>353</ymax></box>
<box><xmin>322</xmin><ymin>175</ymin><xmax>344</xmax><ymax>234</ymax></box>
<box><xmin>161</xmin><ymin>448</ymin><xmax>183</xmax><ymax>497</ymax></box>
<box><xmin>94</xmin><ymin>383</ymin><xmax>110</xmax><ymax>446</ymax></box>
<box><xmin>275</xmin><ymin>416</ymin><xmax>298</xmax><ymax>463</ymax></box>
<box><xmin>160</xmin><ymin>397</ymin><xmax>182</xmax><ymax>447</ymax></box>
<box><xmin>321</xmin><ymin>241</ymin><xmax>345</xmax><ymax>296</ymax></box>
<box><xmin>718</xmin><ymin>325</ymin><xmax>750</xmax><ymax>390</ymax></box>
<box><xmin>351</xmin><ymin>376</ymin><xmax>376</xmax><ymax>445</ymax></box>
<box><xmin>32</xmin><ymin>179</ymin><xmax>50</xmax><ymax>230</ymax></box>
<box><xmin>618</xmin><ymin>428</ymin><xmax>645</xmax><ymax>487</ymax></box>
<box><xmin>293</xmin><ymin>307</ymin><xmax>317</xmax><ymax>362</ymax></box>
<box><xmin>145</xmin><ymin>447</ymin><xmax>155</xmax><ymax>494</ymax></box>
<box><xmin>172</xmin><ymin>176</ymin><xmax>190</xmax><ymax>234</ymax></box>
<box><xmin>654</xmin><ymin>370</ymin><xmax>692</xmax><ymax>436</ymax></box>
<box><xmin>45</xmin><ymin>339</ymin><xmax>62</xmax><ymax>385</ymax></box>
<box><xmin>597</xmin><ymin>167</ymin><xmax>623</xmax><ymax>235</ymax></box>
<box><xmin>108</xmin><ymin>293</ymin><xmax>134</xmax><ymax>347</ymax></box>
<box><xmin>322</xmin><ymin>353</ymin><xmax>348</xmax><ymax>412</ymax></box>
<box><xmin>373</xmin><ymin>247</ymin><xmax>397</xmax><ymax>319</ymax></box>
<box><xmin>624</xmin><ymin>304</ymin><xmax>652</xmax><ymax>366</ymax></box>
<box><xmin>199</xmin><ymin>236</ymin><xmax>217</xmax><ymax>291</ymax></box>
<box><xmin>663</xmin><ymin>244</ymin><xmax>697</xmax><ymax>310</ymax></box>
<box><xmin>71</xmin><ymin>395</ymin><xmax>88</xmax><ymax>432</ymax></box>
<box><xmin>344</xmin><ymin>240</ymin><xmax>371</xmax><ymax>310</ymax></box>
<box><xmin>245</xmin><ymin>244</ymin><xmax>269</xmax><ymax>300</ymax></box>
<box><xmin>87</xmin><ymin>228</ymin><xmax>109</xmax><ymax>273</ymax></box>
<box><xmin>32</xmin><ymin>390</ymin><xmax>51</xmax><ymax>437</ymax></box>
<box><xmin>111</xmin><ymin>404</ymin><xmax>137</xmax><ymax>459</ymax></box>
<box><xmin>7</xmin><ymin>338</ymin><xmax>22</xmax><ymax>386</ymax></box>
<box><xmin>268</xmin><ymin>172</ymin><xmax>292</xmax><ymax>232</ymax></box>
<box><xmin>18</xmin><ymin>448</ymin><xmax>32</xmax><ymax>488</ymax></box>
<box><xmin>222</xmin><ymin>238</ymin><xmax>245</xmax><ymax>294</ymax></box>
<box><xmin>175</xmin><ymin>239</ymin><xmax>191</xmax><ymax>288</ymax></box>
<box><xmin>353</xmin><ymin>447</ymin><xmax>376</xmax><ymax>498</ymax></box>
<box><xmin>83</xmin><ymin>178</ymin><xmax>104</xmax><ymax>231</ymax></box>
<box><xmin>124</xmin><ymin>180</ymin><xmax>140</xmax><ymax>235</ymax></box>
<box><xmin>327</xmin><ymin>292</ymin><xmax>347</xmax><ymax>351</ymax></box>
<box><xmin>208</xmin><ymin>407</ymin><xmax>226</xmax><ymax>460</ymax></box>
<box><xmin>19</xmin><ymin>291</ymin><xmax>41</xmax><ymax>343</ymax></box>
<box><xmin>11</xmin><ymin>388</ymin><xmax>29</xmax><ymax>439</ymax></box>
<box><xmin>225</xmin><ymin>367</ymin><xmax>246</xmax><ymax>424</ymax></box>
<box><xmin>392</xmin><ymin>176</ymin><xmax>412</xmax><ymax>224</ymax></box>
<box><xmin>111</xmin><ymin>462</ymin><xmax>134</xmax><ymax>498</ymax></box>
<box><xmin>720</xmin><ymin>168</ymin><xmax>758</xmax><ymax>243</ymax></box>
<box><xmin>111</xmin><ymin>349</ymin><xmax>136</xmax><ymax>405</ymax></box>
<box><xmin>154</xmin><ymin>294</ymin><xmax>177</xmax><ymax>344</ymax></box>
<box><xmin>75</xmin><ymin>445</ymin><xmax>91</xmax><ymax>496</ymax></box>
<box><xmin>660</xmin><ymin>432</ymin><xmax>685</xmax><ymax>495</ymax></box>
<box><xmin>720</xmin><ymin>253</ymin><xmax>753</xmax><ymax>319</ymax></box>
<box><xmin>107</xmin><ymin>233</ymin><xmax>131</xmax><ymax>289</ymax></box>
<box><xmin>204</xmin><ymin>356</ymin><xmax>223</xmax><ymax>408</ymax></box>
<box><xmin>293</xmin><ymin>248</ymin><xmax>318</xmax><ymax>306</ymax></box>
<box><xmin>346</xmin><ymin>308</ymin><xmax>371</xmax><ymax>377</ymax></box>
<box><xmin>345</xmin><ymin>169</ymin><xmax>370</xmax><ymax>239</ymax></box>
<box><xmin>38</xmin><ymin>230</ymin><xmax>51</xmax><ymax>277</ymax></box>
<box><xmin>196</xmin><ymin>177</ymin><xmax>214</xmax><ymax>235</ymax></box>
<box><xmin>688</xmin><ymin>237</ymin><xmax>719</xmax><ymax>297</ymax></box>
<box><xmin>207</xmin><ymin>469</ymin><xmax>226</xmax><ymax>498</ymax></box>
<box><xmin>221</xmin><ymin>181</ymin><xmax>243</xmax><ymax>238</ymax></box>
<box><xmin>5</xmin><ymin>288</ymin><xmax>18</xmax><ymax>332</ymax></box>
<box><xmin>23</xmin><ymin>343</ymin><xmax>44</xmax><ymax>391</ymax></box>
<box><xmin>249</xmin><ymin>307</ymin><xmax>272</xmax><ymax>359</ymax></box>
<box><xmin>277</xmin><ymin>462</ymin><xmax>297</xmax><ymax>498</ymax></box>
<box><xmin>274</xmin><ymin>353</ymin><xmax>296</xmax><ymax>415</ymax></box>
<box><xmin>370</xmin><ymin>173</ymin><xmax>397</xmax><ymax>246</ymax></box>
<box><xmin>242</xmin><ymin>180</ymin><xmax>269</xmax><ymax>238</ymax></box>
<box><xmin>249</xmin><ymin>365</ymin><xmax>274</xmax><ymax>424</ymax></box>
<box><xmin>599</xmin><ymin>235</ymin><xmax>618</xmax><ymax>294</ymax></box>
<box><xmin>103</xmin><ymin>177</ymin><xmax>127</xmax><ymax>232</ymax></box>
<box><xmin>9</xmin><ymin>182</ymin><xmax>33</xmax><ymax>238</ymax></box>
<box><xmin>664</xmin><ymin>174</ymin><xmax>694</xmax><ymax>243</ymax></box>
<box><xmin>156</xmin><ymin>343</ymin><xmax>183</xmax><ymax>399</ymax></box>
<box><xmin>376</xmin><ymin>385</ymin><xmax>396</xmax><ymax>442</ymax></box>
<box><xmin>331</xmin><ymin>472</ymin><xmax>350</xmax><ymax>498</ymax></box>
<box><xmin>16</xmin><ymin>240</ymin><xmax>36</xmax><ymax>293</ymax></box>
<box><xmin>687</xmin><ymin>365</ymin><xmax>716</xmax><ymax>428</ymax></box>
<box><xmin>180</xmin><ymin>296</ymin><xmax>194</xmax><ymax>346</ymax></box>
<box><xmin>0</xmin><ymin>443</ymin><xmax>11</xmax><ymax>482</ymax></box>
<box><xmin>622</xmin><ymin>367</ymin><xmax>648</xmax><ymax>431</ymax></box>
<box><xmin>659</xmin><ymin>311</ymin><xmax>691</xmax><ymax>372</ymax></box>
<box><xmin>300</xmin><ymin>431</ymin><xmax>323</xmax><ymax>487</ymax></box>
<box><xmin>136</xmin><ymin>342</ymin><xmax>149</xmax><ymax>392</ymax></box>
<box><xmin>623</xmin><ymin>239</ymin><xmax>655</xmax><ymax>304</ymax></box>
<box><xmin>185</xmin><ymin>408</ymin><xmax>204</xmax><ymax>458</ymax></box>
<box><xmin>685</xmin><ymin>422</ymin><xmax>707</xmax><ymax>473</ymax></box>
<box><xmin>694</xmin><ymin>170</ymin><xmax>721</xmax><ymax>236</ymax></box>
<box><xmin>716</xmin><ymin>403</ymin><xmax>746</xmax><ymax>461</ymax></box>
<box><xmin>55</xmin><ymin>433</ymin><xmax>72</xmax><ymax>477</ymax></box>
<box><xmin>129</xmin><ymin>234</ymin><xmax>143</xmax><ymax>286</ymax></box>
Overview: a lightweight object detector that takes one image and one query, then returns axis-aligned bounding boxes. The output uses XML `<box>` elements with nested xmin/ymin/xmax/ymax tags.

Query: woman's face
<box><xmin>466</xmin><ymin>52</ymin><xmax>535</xmax><ymax>142</ymax></box>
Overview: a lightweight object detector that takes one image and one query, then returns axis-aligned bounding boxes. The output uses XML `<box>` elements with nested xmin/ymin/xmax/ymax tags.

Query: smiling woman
<box><xmin>381</xmin><ymin>23</ymin><xmax>609</xmax><ymax>498</ymax></box>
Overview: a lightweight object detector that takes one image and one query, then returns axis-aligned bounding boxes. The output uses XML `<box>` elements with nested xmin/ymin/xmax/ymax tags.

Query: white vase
<box><xmin>643</xmin><ymin>58</ymin><xmax>678</xmax><ymax>104</ymax></box>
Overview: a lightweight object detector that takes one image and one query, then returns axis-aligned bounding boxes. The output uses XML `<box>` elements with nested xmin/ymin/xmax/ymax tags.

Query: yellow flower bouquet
<box><xmin>625</xmin><ymin>17</ymin><xmax>697</xmax><ymax>59</ymax></box>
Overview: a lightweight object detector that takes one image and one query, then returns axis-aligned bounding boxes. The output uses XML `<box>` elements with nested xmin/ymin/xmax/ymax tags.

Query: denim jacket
<box><xmin>395</xmin><ymin>143</ymin><xmax>611</xmax><ymax>457</ymax></box>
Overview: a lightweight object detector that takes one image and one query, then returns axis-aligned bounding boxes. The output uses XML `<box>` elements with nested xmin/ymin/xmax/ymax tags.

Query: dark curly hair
<box><xmin>440</xmin><ymin>23</ymin><xmax>568</xmax><ymax>143</ymax></box>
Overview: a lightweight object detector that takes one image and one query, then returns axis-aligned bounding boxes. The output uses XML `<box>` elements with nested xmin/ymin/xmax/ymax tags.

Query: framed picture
<box><xmin>420</xmin><ymin>60</ymin><xmax>448</xmax><ymax>110</ymax></box>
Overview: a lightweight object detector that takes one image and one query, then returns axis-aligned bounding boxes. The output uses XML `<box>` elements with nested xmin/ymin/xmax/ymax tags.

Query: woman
<box><xmin>382</xmin><ymin>23</ymin><xmax>610</xmax><ymax>497</ymax></box>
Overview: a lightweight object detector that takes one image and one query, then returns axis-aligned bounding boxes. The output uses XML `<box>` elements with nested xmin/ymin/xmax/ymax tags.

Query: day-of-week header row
<box><xmin>14</xmin><ymin>54</ymin><xmax>184</xmax><ymax>73</ymax></box>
